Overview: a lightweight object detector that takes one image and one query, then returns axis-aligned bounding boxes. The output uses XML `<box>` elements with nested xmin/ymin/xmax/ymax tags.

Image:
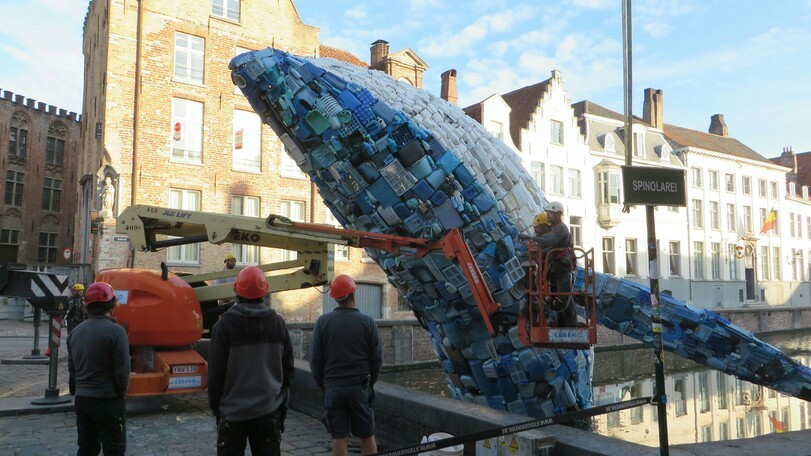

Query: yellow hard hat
<box><xmin>71</xmin><ymin>283</ymin><xmax>85</xmax><ymax>291</ymax></box>
<box><xmin>533</xmin><ymin>213</ymin><xmax>549</xmax><ymax>226</ymax></box>
<box><xmin>223</xmin><ymin>253</ymin><xmax>236</xmax><ymax>262</ymax></box>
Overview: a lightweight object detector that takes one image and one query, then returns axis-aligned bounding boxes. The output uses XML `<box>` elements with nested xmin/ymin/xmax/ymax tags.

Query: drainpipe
<box><xmin>684</xmin><ymin>152</ymin><xmax>694</xmax><ymax>304</ymax></box>
<box><xmin>132</xmin><ymin>0</ymin><xmax>144</xmax><ymax>207</ymax></box>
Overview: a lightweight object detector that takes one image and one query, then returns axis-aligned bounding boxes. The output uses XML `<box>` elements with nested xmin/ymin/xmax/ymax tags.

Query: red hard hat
<box><xmin>85</xmin><ymin>282</ymin><xmax>116</xmax><ymax>306</ymax></box>
<box><xmin>233</xmin><ymin>266</ymin><xmax>268</xmax><ymax>299</ymax></box>
<box><xmin>329</xmin><ymin>274</ymin><xmax>356</xmax><ymax>301</ymax></box>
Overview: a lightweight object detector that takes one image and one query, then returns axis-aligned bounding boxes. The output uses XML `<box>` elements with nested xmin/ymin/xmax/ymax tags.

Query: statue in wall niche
<box><xmin>100</xmin><ymin>176</ymin><xmax>116</xmax><ymax>217</ymax></box>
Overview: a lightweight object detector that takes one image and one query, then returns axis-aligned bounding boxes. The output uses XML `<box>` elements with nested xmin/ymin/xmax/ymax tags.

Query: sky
<box><xmin>1</xmin><ymin>0</ymin><xmax>809</xmax><ymax>157</ymax></box>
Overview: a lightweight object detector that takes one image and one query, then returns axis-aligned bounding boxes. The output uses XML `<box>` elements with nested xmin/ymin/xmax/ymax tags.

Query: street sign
<box><xmin>62</xmin><ymin>248</ymin><xmax>71</xmax><ymax>260</ymax></box>
<box><xmin>622</xmin><ymin>166</ymin><xmax>686</xmax><ymax>206</ymax></box>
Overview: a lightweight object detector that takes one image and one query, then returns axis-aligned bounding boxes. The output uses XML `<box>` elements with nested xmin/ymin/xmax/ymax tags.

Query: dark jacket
<box><xmin>67</xmin><ymin>315</ymin><xmax>130</xmax><ymax>398</ymax></box>
<box><xmin>309</xmin><ymin>307</ymin><xmax>382</xmax><ymax>388</ymax></box>
<box><xmin>66</xmin><ymin>296</ymin><xmax>88</xmax><ymax>333</ymax></box>
<box><xmin>208</xmin><ymin>303</ymin><xmax>293</xmax><ymax>422</ymax></box>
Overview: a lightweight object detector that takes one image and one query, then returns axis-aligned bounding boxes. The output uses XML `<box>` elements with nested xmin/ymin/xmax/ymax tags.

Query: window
<box><xmin>674</xmin><ymin>378</ymin><xmax>687</xmax><ymax>416</ymax></box>
<box><xmin>632</xmin><ymin>132</ymin><xmax>644</xmax><ymax>157</ymax></box>
<box><xmin>530</xmin><ymin>162</ymin><xmax>544</xmax><ymax>190</ymax></box>
<box><xmin>770</xmin><ymin>181</ymin><xmax>778</xmax><ymax>199</ymax></box>
<box><xmin>692</xmin><ymin>199</ymin><xmax>704</xmax><ymax>228</ymax></box>
<box><xmin>691</xmin><ymin>167</ymin><xmax>703</xmax><ymax>188</ymax></box>
<box><xmin>735</xmin><ymin>379</ymin><xmax>745</xmax><ymax>405</ymax></box>
<box><xmin>604</xmin><ymin>134</ymin><xmax>615</xmax><ymax>152</ymax></box>
<box><xmin>782</xmin><ymin>408</ymin><xmax>791</xmax><ymax>431</ymax></box>
<box><xmin>669</xmin><ymin>241</ymin><xmax>681</xmax><ymax>276</ymax></box>
<box><xmin>550</xmin><ymin>166</ymin><xmax>563</xmax><ymax>195</ymax></box>
<box><xmin>742</xmin><ymin>176</ymin><xmax>751</xmax><ymax>195</ymax></box>
<box><xmin>717</xmin><ymin>374</ymin><xmax>728</xmax><ymax>409</ymax></box>
<box><xmin>790</xmin><ymin>213</ymin><xmax>796</xmax><ymax>238</ymax></box>
<box><xmin>279</xmin><ymin>200</ymin><xmax>305</xmax><ymax>261</ymax></box>
<box><xmin>772</xmin><ymin>247</ymin><xmax>781</xmax><ymax>280</ymax></box>
<box><xmin>709</xmin><ymin>201</ymin><xmax>719</xmax><ymax>229</ymax></box>
<box><xmin>232</xmin><ymin>110</ymin><xmax>261</xmax><ymax>172</ymax></box>
<box><xmin>37</xmin><ymin>232</ymin><xmax>57</xmax><ymax>263</ymax></box>
<box><xmin>212</xmin><ymin>0</ymin><xmax>240</xmax><ymax>21</ymax></box>
<box><xmin>602</xmin><ymin>237</ymin><xmax>615</xmax><ymax>275</ymax></box>
<box><xmin>737</xmin><ymin>417</ymin><xmax>746</xmax><ymax>438</ymax></box>
<box><xmin>753</xmin><ymin>414</ymin><xmax>762</xmax><ymax>436</ymax></box>
<box><xmin>726</xmin><ymin>204</ymin><xmax>736</xmax><ymax>231</ymax></box>
<box><xmin>694</xmin><ymin>241</ymin><xmax>705</xmax><ymax>279</ymax></box>
<box><xmin>325</xmin><ymin>211</ymin><xmax>349</xmax><ymax>261</ymax></box>
<box><xmin>46</xmin><ymin>122</ymin><xmax>67</xmax><ymax>166</ymax></box>
<box><xmin>758</xmin><ymin>179</ymin><xmax>767</xmax><ymax>197</ymax></box>
<box><xmin>569</xmin><ymin>216</ymin><xmax>582</xmax><ymax>247</ymax></box>
<box><xmin>625</xmin><ymin>239</ymin><xmax>637</xmax><ymax>276</ymax></box>
<box><xmin>709</xmin><ymin>170</ymin><xmax>719</xmax><ymax>190</ymax></box>
<box><xmin>281</xmin><ymin>148</ymin><xmax>306</xmax><ymax>178</ymax></box>
<box><xmin>796</xmin><ymin>213</ymin><xmax>803</xmax><ymax>239</ymax></box>
<box><xmin>760</xmin><ymin>246</ymin><xmax>770</xmax><ymax>280</ymax></box>
<box><xmin>700</xmin><ymin>425</ymin><xmax>712</xmax><ymax>442</ymax></box>
<box><xmin>719</xmin><ymin>421</ymin><xmax>729</xmax><ymax>440</ymax></box>
<box><xmin>171</xmin><ymin>98</ymin><xmax>203</xmax><ymax>163</ymax></box>
<box><xmin>8</xmin><ymin>112</ymin><xmax>28</xmax><ymax>158</ymax></box>
<box><xmin>231</xmin><ymin>195</ymin><xmax>260</xmax><ymax>264</ymax></box>
<box><xmin>397</xmin><ymin>293</ymin><xmax>410</xmax><ymax>312</ymax></box>
<box><xmin>725</xmin><ymin>173</ymin><xmax>735</xmax><ymax>192</ymax></box>
<box><xmin>727</xmin><ymin>244</ymin><xmax>739</xmax><ymax>280</ymax></box>
<box><xmin>568</xmin><ymin>169</ymin><xmax>581</xmax><ymax>198</ymax></box>
<box><xmin>174</xmin><ymin>32</ymin><xmax>204</xmax><ymax>84</ymax></box>
<box><xmin>792</xmin><ymin>249</ymin><xmax>803</xmax><ymax>281</ymax></box>
<box><xmin>550</xmin><ymin>120</ymin><xmax>563</xmax><ymax>145</ymax></box>
<box><xmin>743</xmin><ymin>206</ymin><xmax>753</xmax><ymax>233</ymax></box>
<box><xmin>808</xmin><ymin>216</ymin><xmax>811</xmax><ymax>240</ymax></box>
<box><xmin>599</xmin><ymin>170</ymin><xmax>620</xmax><ymax>204</ymax></box>
<box><xmin>711</xmin><ymin>242</ymin><xmax>721</xmax><ymax>279</ymax></box>
<box><xmin>0</xmin><ymin>229</ymin><xmax>20</xmax><ymax>262</ymax></box>
<box><xmin>42</xmin><ymin>177</ymin><xmax>62</xmax><ymax>212</ymax></box>
<box><xmin>4</xmin><ymin>170</ymin><xmax>25</xmax><ymax>206</ymax></box>
<box><xmin>488</xmin><ymin>120</ymin><xmax>503</xmax><ymax>140</ymax></box>
<box><xmin>789</xmin><ymin>182</ymin><xmax>796</xmax><ymax>196</ymax></box>
<box><xmin>630</xmin><ymin>383</ymin><xmax>643</xmax><ymax>424</ymax></box>
<box><xmin>167</xmin><ymin>189</ymin><xmax>201</xmax><ymax>264</ymax></box>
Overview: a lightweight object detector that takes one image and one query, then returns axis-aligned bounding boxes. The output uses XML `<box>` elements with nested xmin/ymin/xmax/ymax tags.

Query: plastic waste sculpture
<box><xmin>230</xmin><ymin>49</ymin><xmax>811</xmax><ymax>420</ymax></box>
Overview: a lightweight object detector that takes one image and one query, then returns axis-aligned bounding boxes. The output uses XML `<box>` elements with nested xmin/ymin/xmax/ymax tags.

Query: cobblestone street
<box><xmin>0</xmin><ymin>320</ymin><xmax>334</xmax><ymax>455</ymax></box>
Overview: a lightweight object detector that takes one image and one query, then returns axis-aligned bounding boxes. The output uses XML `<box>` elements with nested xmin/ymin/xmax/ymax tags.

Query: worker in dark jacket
<box><xmin>310</xmin><ymin>274</ymin><xmax>383</xmax><ymax>456</ymax></box>
<box><xmin>208</xmin><ymin>266</ymin><xmax>293</xmax><ymax>456</ymax></box>
<box><xmin>66</xmin><ymin>283</ymin><xmax>89</xmax><ymax>395</ymax></box>
<box><xmin>67</xmin><ymin>282</ymin><xmax>130</xmax><ymax>456</ymax></box>
<box><xmin>520</xmin><ymin>201</ymin><xmax>576</xmax><ymax>327</ymax></box>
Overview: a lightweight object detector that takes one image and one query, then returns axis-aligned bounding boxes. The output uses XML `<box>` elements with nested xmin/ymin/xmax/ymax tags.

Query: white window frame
<box><xmin>550</xmin><ymin>165</ymin><xmax>564</xmax><ymax>195</ymax></box>
<box><xmin>231</xmin><ymin>195</ymin><xmax>261</xmax><ymax>264</ymax></box>
<box><xmin>694</xmin><ymin>241</ymin><xmax>705</xmax><ymax>279</ymax></box>
<box><xmin>711</xmin><ymin>242</ymin><xmax>721</xmax><ymax>279</ymax></box>
<box><xmin>232</xmin><ymin>109</ymin><xmax>261</xmax><ymax>172</ymax></box>
<box><xmin>602</xmin><ymin>237</ymin><xmax>615</xmax><ymax>275</ymax></box>
<box><xmin>568</xmin><ymin>169</ymin><xmax>581</xmax><ymax>198</ymax></box>
<box><xmin>604</xmin><ymin>134</ymin><xmax>615</xmax><ymax>152</ymax></box>
<box><xmin>212</xmin><ymin>0</ymin><xmax>240</xmax><ymax>22</ymax></box>
<box><xmin>569</xmin><ymin>216</ymin><xmax>582</xmax><ymax>247</ymax></box>
<box><xmin>758</xmin><ymin>179</ymin><xmax>767</xmax><ymax>198</ymax></box>
<box><xmin>692</xmin><ymin>199</ymin><xmax>704</xmax><ymax>229</ymax></box>
<box><xmin>744</xmin><ymin>205</ymin><xmax>753</xmax><ymax>233</ymax></box>
<box><xmin>625</xmin><ymin>238</ymin><xmax>638</xmax><ymax>276</ymax></box>
<box><xmin>531</xmin><ymin>161</ymin><xmax>544</xmax><ymax>190</ymax></box>
<box><xmin>281</xmin><ymin>147</ymin><xmax>306</xmax><ymax>179</ymax></box>
<box><xmin>171</xmin><ymin>98</ymin><xmax>203</xmax><ymax>164</ymax></box>
<box><xmin>550</xmin><ymin>120</ymin><xmax>564</xmax><ymax>145</ymax></box>
<box><xmin>691</xmin><ymin>167</ymin><xmax>703</xmax><ymax>188</ymax></box>
<box><xmin>599</xmin><ymin>170</ymin><xmax>620</xmax><ymax>204</ymax></box>
<box><xmin>279</xmin><ymin>200</ymin><xmax>305</xmax><ymax>261</ymax></box>
<box><xmin>632</xmin><ymin>131</ymin><xmax>644</xmax><ymax>158</ymax></box>
<box><xmin>669</xmin><ymin>241</ymin><xmax>681</xmax><ymax>277</ymax></box>
<box><xmin>727</xmin><ymin>244</ymin><xmax>739</xmax><ymax>280</ymax></box>
<box><xmin>709</xmin><ymin>201</ymin><xmax>720</xmax><ymax>230</ymax></box>
<box><xmin>742</xmin><ymin>176</ymin><xmax>751</xmax><ymax>195</ymax></box>
<box><xmin>708</xmin><ymin>170</ymin><xmax>719</xmax><ymax>191</ymax></box>
<box><xmin>167</xmin><ymin>189</ymin><xmax>201</xmax><ymax>264</ymax></box>
<box><xmin>725</xmin><ymin>173</ymin><xmax>735</xmax><ymax>192</ymax></box>
<box><xmin>174</xmin><ymin>32</ymin><xmax>205</xmax><ymax>84</ymax></box>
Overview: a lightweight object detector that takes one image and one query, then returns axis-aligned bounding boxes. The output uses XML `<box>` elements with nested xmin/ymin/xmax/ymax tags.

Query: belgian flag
<box><xmin>760</xmin><ymin>209</ymin><xmax>777</xmax><ymax>234</ymax></box>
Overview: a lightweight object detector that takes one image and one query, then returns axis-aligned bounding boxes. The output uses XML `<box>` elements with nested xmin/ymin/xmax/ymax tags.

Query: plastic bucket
<box><xmin>419</xmin><ymin>433</ymin><xmax>464</xmax><ymax>455</ymax></box>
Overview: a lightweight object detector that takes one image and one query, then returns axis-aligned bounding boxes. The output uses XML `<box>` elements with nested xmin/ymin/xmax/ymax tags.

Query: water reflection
<box><xmin>380</xmin><ymin>330</ymin><xmax>811</xmax><ymax>445</ymax></box>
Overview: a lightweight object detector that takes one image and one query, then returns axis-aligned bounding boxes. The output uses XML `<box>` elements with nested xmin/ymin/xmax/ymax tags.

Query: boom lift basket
<box><xmin>520</xmin><ymin>245</ymin><xmax>597</xmax><ymax>349</ymax></box>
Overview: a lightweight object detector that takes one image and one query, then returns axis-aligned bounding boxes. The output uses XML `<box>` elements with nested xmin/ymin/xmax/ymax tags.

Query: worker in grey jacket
<box><xmin>310</xmin><ymin>274</ymin><xmax>383</xmax><ymax>456</ymax></box>
<box><xmin>208</xmin><ymin>266</ymin><xmax>293</xmax><ymax>456</ymax></box>
<box><xmin>67</xmin><ymin>281</ymin><xmax>130</xmax><ymax>456</ymax></box>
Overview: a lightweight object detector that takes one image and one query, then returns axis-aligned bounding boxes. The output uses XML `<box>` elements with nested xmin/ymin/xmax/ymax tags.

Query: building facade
<box><xmin>78</xmin><ymin>0</ymin><xmax>425</xmax><ymax>321</ymax></box>
<box><xmin>0</xmin><ymin>89</ymin><xmax>81</xmax><ymax>266</ymax></box>
<box><xmin>463</xmin><ymin>74</ymin><xmax>811</xmax><ymax>309</ymax></box>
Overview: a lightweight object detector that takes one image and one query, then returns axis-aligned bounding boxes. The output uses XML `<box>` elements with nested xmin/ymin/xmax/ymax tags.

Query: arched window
<box><xmin>604</xmin><ymin>134</ymin><xmax>615</xmax><ymax>152</ymax></box>
<box><xmin>46</xmin><ymin>122</ymin><xmax>68</xmax><ymax>167</ymax></box>
<box><xmin>9</xmin><ymin>112</ymin><xmax>28</xmax><ymax>158</ymax></box>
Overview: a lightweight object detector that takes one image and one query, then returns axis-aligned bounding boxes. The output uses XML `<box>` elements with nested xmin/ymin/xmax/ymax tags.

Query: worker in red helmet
<box><xmin>66</xmin><ymin>281</ymin><xmax>130</xmax><ymax>456</ymax></box>
<box><xmin>208</xmin><ymin>265</ymin><xmax>293</xmax><ymax>456</ymax></box>
<box><xmin>310</xmin><ymin>274</ymin><xmax>382</xmax><ymax>456</ymax></box>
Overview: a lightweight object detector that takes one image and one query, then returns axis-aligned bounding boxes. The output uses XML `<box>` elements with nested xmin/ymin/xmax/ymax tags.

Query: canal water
<box><xmin>380</xmin><ymin>329</ymin><xmax>811</xmax><ymax>447</ymax></box>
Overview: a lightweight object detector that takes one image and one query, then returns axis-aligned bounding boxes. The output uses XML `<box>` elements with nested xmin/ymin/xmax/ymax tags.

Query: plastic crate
<box><xmin>380</xmin><ymin>160</ymin><xmax>417</xmax><ymax>196</ymax></box>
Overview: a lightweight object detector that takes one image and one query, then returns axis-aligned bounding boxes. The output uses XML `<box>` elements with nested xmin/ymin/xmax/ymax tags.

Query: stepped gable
<box><xmin>500</xmin><ymin>80</ymin><xmax>551</xmax><ymax>148</ymax></box>
<box><xmin>319</xmin><ymin>44</ymin><xmax>367</xmax><ymax>68</ymax></box>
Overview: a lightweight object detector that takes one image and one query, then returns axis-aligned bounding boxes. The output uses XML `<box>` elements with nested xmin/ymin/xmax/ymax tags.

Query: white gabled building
<box><xmin>459</xmin><ymin>71</ymin><xmax>810</xmax><ymax>309</ymax></box>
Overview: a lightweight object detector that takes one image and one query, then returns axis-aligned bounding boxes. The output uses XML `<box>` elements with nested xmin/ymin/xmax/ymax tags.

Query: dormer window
<box><xmin>604</xmin><ymin>134</ymin><xmax>615</xmax><ymax>152</ymax></box>
<box><xmin>789</xmin><ymin>182</ymin><xmax>796</xmax><ymax>196</ymax></box>
<box><xmin>632</xmin><ymin>132</ymin><xmax>644</xmax><ymax>157</ymax></box>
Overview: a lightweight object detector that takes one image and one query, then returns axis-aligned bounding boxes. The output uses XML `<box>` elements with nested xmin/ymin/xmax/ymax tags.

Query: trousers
<box><xmin>74</xmin><ymin>395</ymin><xmax>126</xmax><ymax>456</ymax></box>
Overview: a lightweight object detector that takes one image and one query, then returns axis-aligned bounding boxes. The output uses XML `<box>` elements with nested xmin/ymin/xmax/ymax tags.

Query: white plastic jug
<box><xmin>418</xmin><ymin>432</ymin><xmax>464</xmax><ymax>456</ymax></box>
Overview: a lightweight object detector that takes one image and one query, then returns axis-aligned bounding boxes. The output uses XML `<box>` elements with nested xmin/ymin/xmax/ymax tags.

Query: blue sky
<box><xmin>2</xmin><ymin>0</ymin><xmax>810</xmax><ymax>157</ymax></box>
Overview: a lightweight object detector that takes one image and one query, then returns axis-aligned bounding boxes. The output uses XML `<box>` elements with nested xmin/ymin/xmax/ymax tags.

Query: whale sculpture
<box><xmin>229</xmin><ymin>48</ymin><xmax>811</xmax><ymax>420</ymax></box>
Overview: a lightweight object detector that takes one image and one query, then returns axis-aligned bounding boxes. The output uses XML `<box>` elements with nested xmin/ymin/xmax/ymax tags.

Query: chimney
<box><xmin>440</xmin><ymin>69</ymin><xmax>458</xmax><ymax>105</ymax></box>
<box><xmin>779</xmin><ymin>147</ymin><xmax>798</xmax><ymax>173</ymax></box>
<box><xmin>642</xmin><ymin>88</ymin><xmax>664</xmax><ymax>129</ymax></box>
<box><xmin>370</xmin><ymin>39</ymin><xmax>389</xmax><ymax>67</ymax></box>
<box><xmin>709</xmin><ymin>114</ymin><xmax>728</xmax><ymax>136</ymax></box>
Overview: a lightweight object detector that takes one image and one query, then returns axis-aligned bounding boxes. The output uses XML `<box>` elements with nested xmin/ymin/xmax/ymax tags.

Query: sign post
<box><xmin>622</xmin><ymin>165</ymin><xmax>685</xmax><ymax>455</ymax></box>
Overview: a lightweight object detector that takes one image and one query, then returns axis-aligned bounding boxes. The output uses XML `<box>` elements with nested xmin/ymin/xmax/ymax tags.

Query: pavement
<box><xmin>0</xmin><ymin>319</ymin><xmax>343</xmax><ymax>455</ymax></box>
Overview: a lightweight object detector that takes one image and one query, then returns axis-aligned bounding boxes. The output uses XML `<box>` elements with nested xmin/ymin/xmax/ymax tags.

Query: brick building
<box><xmin>0</xmin><ymin>89</ymin><xmax>81</xmax><ymax>265</ymax></box>
<box><xmin>78</xmin><ymin>0</ymin><xmax>424</xmax><ymax>321</ymax></box>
